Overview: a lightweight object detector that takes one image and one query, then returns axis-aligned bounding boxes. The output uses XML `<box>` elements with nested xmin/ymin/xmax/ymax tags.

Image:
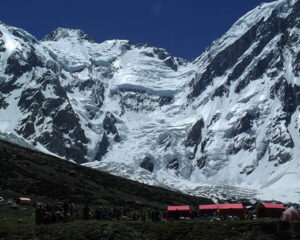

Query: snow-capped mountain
<box><xmin>0</xmin><ymin>0</ymin><xmax>299</xmax><ymax>202</ymax></box>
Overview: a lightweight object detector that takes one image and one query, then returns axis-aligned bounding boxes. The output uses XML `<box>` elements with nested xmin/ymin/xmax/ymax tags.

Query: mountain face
<box><xmin>0</xmin><ymin>0</ymin><xmax>299</xmax><ymax>202</ymax></box>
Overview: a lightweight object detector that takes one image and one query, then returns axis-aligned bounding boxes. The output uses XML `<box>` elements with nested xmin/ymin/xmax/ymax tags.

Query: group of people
<box><xmin>35</xmin><ymin>201</ymin><xmax>166</xmax><ymax>225</ymax></box>
<box><xmin>35</xmin><ymin>201</ymin><xmax>75</xmax><ymax>225</ymax></box>
<box><xmin>82</xmin><ymin>205</ymin><xmax>164</xmax><ymax>222</ymax></box>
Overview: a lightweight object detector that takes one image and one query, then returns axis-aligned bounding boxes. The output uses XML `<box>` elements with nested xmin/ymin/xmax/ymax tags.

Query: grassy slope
<box><xmin>0</xmin><ymin>139</ymin><xmax>211</xmax><ymax>209</ymax></box>
<box><xmin>1</xmin><ymin>207</ymin><xmax>300</xmax><ymax>240</ymax></box>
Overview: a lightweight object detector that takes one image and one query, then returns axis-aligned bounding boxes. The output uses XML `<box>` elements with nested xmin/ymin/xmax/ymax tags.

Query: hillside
<box><xmin>0</xmin><ymin>139</ymin><xmax>211</xmax><ymax>208</ymax></box>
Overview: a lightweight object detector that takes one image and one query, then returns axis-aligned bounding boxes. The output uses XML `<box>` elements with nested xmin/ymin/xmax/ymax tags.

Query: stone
<box><xmin>186</xmin><ymin>119</ymin><xmax>204</xmax><ymax>147</ymax></box>
<box><xmin>94</xmin><ymin>133</ymin><xmax>109</xmax><ymax>161</ymax></box>
<box><xmin>196</xmin><ymin>156</ymin><xmax>206</xmax><ymax>169</ymax></box>
<box><xmin>167</xmin><ymin>159</ymin><xmax>179</xmax><ymax>170</ymax></box>
<box><xmin>140</xmin><ymin>156</ymin><xmax>154</xmax><ymax>172</ymax></box>
<box><xmin>103</xmin><ymin>112</ymin><xmax>118</xmax><ymax>135</ymax></box>
<box><xmin>164</xmin><ymin>57</ymin><xmax>178</xmax><ymax>71</ymax></box>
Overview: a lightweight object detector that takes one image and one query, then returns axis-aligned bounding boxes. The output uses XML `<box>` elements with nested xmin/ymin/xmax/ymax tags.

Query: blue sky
<box><xmin>1</xmin><ymin>0</ymin><xmax>274</xmax><ymax>59</ymax></box>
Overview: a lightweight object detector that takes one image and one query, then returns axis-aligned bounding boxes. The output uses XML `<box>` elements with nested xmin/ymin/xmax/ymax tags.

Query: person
<box><xmin>51</xmin><ymin>207</ymin><xmax>57</xmax><ymax>223</ymax></box>
<box><xmin>141</xmin><ymin>210</ymin><xmax>146</xmax><ymax>223</ymax></box>
<box><xmin>43</xmin><ymin>213</ymin><xmax>51</xmax><ymax>225</ymax></box>
<box><xmin>69</xmin><ymin>201</ymin><xmax>75</xmax><ymax>222</ymax></box>
<box><xmin>175</xmin><ymin>209</ymin><xmax>179</xmax><ymax>220</ymax></box>
<box><xmin>116</xmin><ymin>208</ymin><xmax>121</xmax><ymax>220</ymax></box>
<box><xmin>151</xmin><ymin>210</ymin><xmax>155</xmax><ymax>222</ymax></box>
<box><xmin>163</xmin><ymin>211</ymin><xmax>166</xmax><ymax>220</ymax></box>
<box><xmin>155</xmin><ymin>210</ymin><xmax>160</xmax><ymax>221</ymax></box>
<box><xmin>63</xmin><ymin>201</ymin><xmax>69</xmax><ymax>223</ymax></box>
<box><xmin>95</xmin><ymin>207</ymin><xmax>101</xmax><ymax>220</ymax></box>
<box><xmin>83</xmin><ymin>205</ymin><xmax>90</xmax><ymax>220</ymax></box>
<box><xmin>35</xmin><ymin>205</ymin><xmax>42</xmax><ymax>225</ymax></box>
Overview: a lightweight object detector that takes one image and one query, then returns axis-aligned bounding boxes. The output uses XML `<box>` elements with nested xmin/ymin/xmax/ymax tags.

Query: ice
<box><xmin>0</xmin><ymin>121</ymin><xmax>10</xmax><ymax>132</ymax></box>
<box><xmin>5</xmin><ymin>39</ymin><xmax>19</xmax><ymax>51</ymax></box>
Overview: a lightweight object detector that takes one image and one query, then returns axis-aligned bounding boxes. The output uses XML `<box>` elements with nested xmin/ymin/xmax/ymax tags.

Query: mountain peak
<box><xmin>42</xmin><ymin>27</ymin><xmax>96</xmax><ymax>43</ymax></box>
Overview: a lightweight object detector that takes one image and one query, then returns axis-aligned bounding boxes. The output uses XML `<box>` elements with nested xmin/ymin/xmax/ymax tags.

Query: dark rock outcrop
<box><xmin>5</xmin><ymin>52</ymin><xmax>32</xmax><ymax>77</ymax></box>
<box><xmin>268</xmin><ymin>146</ymin><xmax>291</xmax><ymax>164</ymax></box>
<box><xmin>270</xmin><ymin>77</ymin><xmax>297</xmax><ymax>125</ymax></box>
<box><xmin>197</xmin><ymin>156</ymin><xmax>206</xmax><ymax>169</ymax></box>
<box><xmin>186</xmin><ymin>119</ymin><xmax>204</xmax><ymax>147</ymax></box>
<box><xmin>16</xmin><ymin>70</ymin><xmax>88</xmax><ymax>163</ymax></box>
<box><xmin>103</xmin><ymin>112</ymin><xmax>121</xmax><ymax>142</ymax></box>
<box><xmin>189</xmin><ymin>8</ymin><xmax>294</xmax><ymax>99</ymax></box>
<box><xmin>164</xmin><ymin>57</ymin><xmax>178</xmax><ymax>71</ymax></box>
<box><xmin>103</xmin><ymin>112</ymin><xmax>118</xmax><ymax>135</ymax></box>
<box><xmin>167</xmin><ymin>159</ymin><xmax>179</xmax><ymax>170</ymax></box>
<box><xmin>189</xmin><ymin>18</ymin><xmax>264</xmax><ymax>99</ymax></box>
<box><xmin>140</xmin><ymin>156</ymin><xmax>154</xmax><ymax>172</ymax></box>
<box><xmin>90</xmin><ymin>82</ymin><xmax>105</xmax><ymax>109</ymax></box>
<box><xmin>42</xmin><ymin>28</ymin><xmax>96</xmax><ymax>43</ymax></box>
<box><xmin>233</xmin><ymin>112</ymin><xmax>253</xmax><ymax>136</ymax></box>
<box><xmin>153</xmin><ymin>48</ymin><xmax>168</xmax><ymax>60</ymax></box>
<box><xmin>95</xmin><ymin>133</ymin><xmax>109</xmax><ymax>161</ymax></box>
<box><xmin>0</xmin><ymin>38</ymin><xmax>5</xmax><ymax>52</ymax></box>
<box><xmin>16</xmin><ymin>116</ymin><xmax>35</xmax><ymax>139</ymax></box>
<box><xmin>0</xmin><ymin>93</ymin><xmax>8</xmax><ymax>109</ymax></box>
<box><xmin>5</xmin><ymin>48</ymin><xmax>43</xmax><ymax>77</ymax></box>
<box><xmin>211</xmin><ymin>85</ymin><xmax>229</xmax><ymax>99</ymax></box>
<box><xmin>46</xmin><ymin>60</ymin><xmax>61</xmax><ymax>73</ymax></box>
<box><xmin>240</xmin><ymin>165</ymin><xmax>256</xmax><ymax>175</ymax></box>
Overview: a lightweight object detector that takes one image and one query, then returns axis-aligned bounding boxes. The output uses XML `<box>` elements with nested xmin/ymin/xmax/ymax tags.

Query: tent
<box><xmin>218</xmin><ymin>204</ymin><xmax>245</xmax><ymax>220</ymax></box>
<box><xmin>198</xmin><ymin>204</ymin><xmax>219</xmax><ymax>217</ymax></box>
<box><xmin>198</xmin><ymin>204</ymin><xmax>245</xmax><ymax>220</ymax></box>
<box><xmin>199</xmin><ymin>204</ymin><xmax>219</xmax><ymax>210</ymax></box>
<box><xmin>257</xmin><ymin>203</ymin><xmax>285</xmax><ymax>218</ymax></box>
<box><xmin>280</xmin><ymin>207</ymin><xmax>300</xmax><ymax>221</ymax></box>
<box><xmin>17</xmin><ymin>197</ymin><xmax>31</xmax><ymax>205</ymax></box>
<box><xmin>167</xmin><ymin>206</ymin><xmax>193</xmax><ymax>220</ymax></box>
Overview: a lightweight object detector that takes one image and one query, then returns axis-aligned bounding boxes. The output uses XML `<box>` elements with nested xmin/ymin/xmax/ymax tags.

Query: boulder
<box><xmin>95</xmin><ymin>133</ymin><xmax>109</xmax><ymax>161</ymax></box>
<box><xmin>140</xmin><ymin>156</ymin><xmax>154</xmax><ymax>172</ymax></box>
<box><xmin>186</xmin><ymin>119</ymin><xmax>204</xmax><ymax>147</ymax></box>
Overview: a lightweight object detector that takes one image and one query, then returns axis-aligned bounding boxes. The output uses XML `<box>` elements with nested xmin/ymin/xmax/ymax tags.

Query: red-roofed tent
<box><xmin>257</xmin><ymin>203</ymin><xmax>285</xmax><ymax>218</ymax></box>
<box><xmin>167</xmin><ymin>206</ymin><xmax>193</xmax><ymax>220</ymax></box>
<box><xmin>199</xmin><ymin>204</ymin><xmax>245</xmax><ymax>219</ymax></box>
<box><xmin>17</xmin><ymin>197</ymin><xmax>31</xmax><ymax>205</ymax></box>
<box><xmin>218</xmin><ymin>204</ymin><xmax>245</xmax><ymax>220</ymax></box>
<box><xmin>218</xmin><ymin>204</ymin><xmax>244</xmax><ymax>210</ymax></box>
<box><xmin>168</xmin><ymin>206</ymin><xmax>190</xmax><ymax>211</ymax></box>
<box><xmin>199</xmin><ymin>204</ymin><xmax>219</xmax><ymax>210</ymax></box>
<box><xmin>198</xmin><ymin>204</ymin><xmax>219</xmax><ymax>217</ymax></box>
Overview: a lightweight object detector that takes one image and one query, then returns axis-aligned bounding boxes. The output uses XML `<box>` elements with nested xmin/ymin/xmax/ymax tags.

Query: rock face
<box><xmin>140</xmin><ymin>156</ymin><xmax>154</xmax><ymax>172</ymax></box>
<box><xmin>0</xmin><ymin>0</ymin><xmax>300</xmax><ymax>202</ymax></box>
<box><xmin>186</xmin><ymin>119</ymin><xmax>204</xmax><ymax>147</ymax></box>
<box><xmin>95</xmin><ymin>133</ymin><xmax>109</xmax><ymax>161</ymax></box>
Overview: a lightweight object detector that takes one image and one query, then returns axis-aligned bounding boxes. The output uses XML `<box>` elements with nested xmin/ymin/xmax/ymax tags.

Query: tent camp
<box><xmin>198</xmin><ymin>204</ymin><xmax>219</xmax><ymax>217</ymax></box>
<box><xmin>280</xmin><ymin>207</ymin><xmax>300</xmax><ymax>221</ymax></box>
<box><xmin>218</xmin><ymin>204</ymin><xmax>245</xmax><ymax>220</ymax></box>
<box><xmin>198</xmin><ymin>204</ymin><xmax>244</xmax><ymax>220</ymax></box>
<box><xmin>167</xmin><ymin>206</ymin><xmax>193</xmax><ymax>220</ymax></box>
<box><xmin>257</xmin><ymin>203</ymin><xmax>285</xmax><ymax>218</ymax></box>
<box><xmin>17</xmin><ymin>197</ymin><xmax>31</xmax><ymax>205</ymax></box>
